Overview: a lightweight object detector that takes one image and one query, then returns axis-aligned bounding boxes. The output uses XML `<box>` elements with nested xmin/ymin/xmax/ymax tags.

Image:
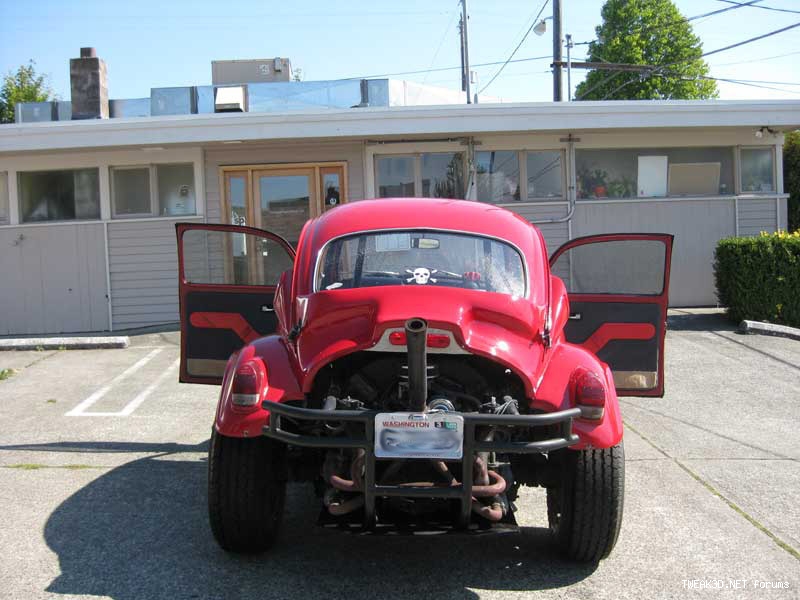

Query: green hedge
<box><xmin>714</xmin><ymin>232</ymin><xmax>800</xmax><ymax>327</ymax></box>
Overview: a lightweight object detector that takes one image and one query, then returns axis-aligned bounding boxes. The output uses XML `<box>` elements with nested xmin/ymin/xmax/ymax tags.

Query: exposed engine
<box><xmin>297</xmin><ymin>318</ymin><xmax>533</xmax><ymax>528</ymax></box>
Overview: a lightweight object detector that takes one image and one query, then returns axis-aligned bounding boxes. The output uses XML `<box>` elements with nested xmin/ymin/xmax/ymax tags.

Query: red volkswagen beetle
<box><xmin>176</xmin><ymin>198</ymin><xmax>672</xmax><ymax>563</ymax></box>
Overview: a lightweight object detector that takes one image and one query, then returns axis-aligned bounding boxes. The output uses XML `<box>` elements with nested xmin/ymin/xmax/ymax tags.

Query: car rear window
<box><xmin>315</xmin><ymin>230</ymin><xmax>525</xmax><ymax>297</ymax></box>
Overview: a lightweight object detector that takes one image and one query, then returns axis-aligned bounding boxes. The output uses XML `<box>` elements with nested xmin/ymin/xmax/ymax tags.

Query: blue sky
<box><xmin>1</xmin><ymin>0</ymin><xmax>798</xmax><ymax>103</ymax></box>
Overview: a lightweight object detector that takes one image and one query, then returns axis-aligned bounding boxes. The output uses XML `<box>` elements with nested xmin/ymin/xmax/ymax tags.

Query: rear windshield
<box><xmin>315</xmin><ymin>230</ymin><xmax>525</xmax><ymax>297</ymax></box>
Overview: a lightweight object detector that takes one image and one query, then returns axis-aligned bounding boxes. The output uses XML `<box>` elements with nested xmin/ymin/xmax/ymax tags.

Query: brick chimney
<box><xmin>70</xmin><ymin>47</ymin><xmax>109</xmax><ymax>119</ymax></box>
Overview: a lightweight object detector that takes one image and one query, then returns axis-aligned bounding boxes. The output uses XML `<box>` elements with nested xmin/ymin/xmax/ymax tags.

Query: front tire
<box><xmin>547</xmin><ymin>443</ymin><xmax>625</xmax><ymax>563</ymax></box>
<box><xmin>208</xmin><ymin>429</ymin><xmax>287</xmax><ymax>553</ymax></box>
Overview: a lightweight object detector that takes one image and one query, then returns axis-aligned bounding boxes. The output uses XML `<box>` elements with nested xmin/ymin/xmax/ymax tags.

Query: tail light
<box><xmin>572</xmin><ymin>368</ymin><xmax>606</xmax><ymax>420</ymax></box>
<box><xmin>231</xmin><ymin>359</ymin><xmax>266</xmax><ymax>407</ymax></box>
<box><xmin>388</xmin><ymin>331</ymin><xmax>451</xmax><ymax>349</ymax></box>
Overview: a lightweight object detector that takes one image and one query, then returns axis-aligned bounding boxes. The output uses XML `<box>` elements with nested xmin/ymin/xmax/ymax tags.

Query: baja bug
<box><xmin>176</xmin><ymin>198</ymin><xmax>672</xmax><ymax>563</ymax></box>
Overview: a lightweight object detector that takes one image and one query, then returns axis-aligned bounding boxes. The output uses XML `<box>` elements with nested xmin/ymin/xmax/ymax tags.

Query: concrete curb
<box><xmin>0</xmin><ymin>337</ymin><xmax>130</xmax><ymax>351</ymax></box>
<box><xmin>739</xmin><ymin>320</ymin><xmax>800</xmax><ymax>341</ymax></box>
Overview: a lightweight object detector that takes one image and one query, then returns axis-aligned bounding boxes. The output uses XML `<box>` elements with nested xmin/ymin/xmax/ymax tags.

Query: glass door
<box><xmin>254</xmin><ymin>168</ymin><xmax>317</xmax><ymax>248</ymax></box>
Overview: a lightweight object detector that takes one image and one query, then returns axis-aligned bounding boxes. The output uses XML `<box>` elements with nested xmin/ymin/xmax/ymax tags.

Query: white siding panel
<box><xmin>737</xmin><ymin>198</ymin><xmax>777</xmax><ymax>236</ymax></box>
<box><xmin>107</xmin><ymin>217</ymin><xmax>201</xmax><ymax>329</ymax></box>
<box><xmin>506</xmin><ymin>203</ymin><xmax>570</xmax><ymax>255</ymax></box>
<box><xmin>204</xmin><ymin>141</ymin><xmax>365</xmax><ymax>223</ymax></box>
<box><xmin>572</xmin><ymin>199</ymin><xmax>736</xmax><ymax>307</ymax></box>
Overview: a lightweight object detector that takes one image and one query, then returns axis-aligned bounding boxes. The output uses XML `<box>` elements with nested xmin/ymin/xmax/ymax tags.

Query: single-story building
<box><xmin>0</xmin><ymin>53</ymin><xmax>797</xmax><ymax>335</ymax></box>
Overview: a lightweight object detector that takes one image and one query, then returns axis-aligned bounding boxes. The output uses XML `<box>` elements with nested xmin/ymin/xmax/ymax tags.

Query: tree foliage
<box><xmin>575</xmin><ymin>0</ymin><xmax>718</xmax><ymax>101</ymax></box>
<box><xmin>784</xmin><ymin>131</ymin><xmax>800</xmax><ymax>232</ymax></box>
<box><xmin>0</xmin><ymin>61</ymin><xmax>54</xmax><ymax>124</ymax></box>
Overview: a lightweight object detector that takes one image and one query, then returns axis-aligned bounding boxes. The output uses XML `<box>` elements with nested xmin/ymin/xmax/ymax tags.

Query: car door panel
<box><xmin>550</xmin><ymin>234</ymin><xmax>673</xmax><ymax>397</ymax></box>
<box><xmin>176</xmin><ymin>223</ymin><xmax>294</xmax><ymax>385</ymax></box>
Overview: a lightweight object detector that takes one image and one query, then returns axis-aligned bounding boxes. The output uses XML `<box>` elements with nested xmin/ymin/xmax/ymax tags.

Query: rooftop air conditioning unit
<box><xmin>214</xmin><ymin>86</ymin><xmax>247</xmax><ymax>113</ymax></box>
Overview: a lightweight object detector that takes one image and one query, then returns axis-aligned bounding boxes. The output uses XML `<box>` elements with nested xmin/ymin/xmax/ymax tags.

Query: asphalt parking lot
<box><xmin>0</xmin><ymin>310</ymin><xmax>797</xmax><ymax>600</ymax></box>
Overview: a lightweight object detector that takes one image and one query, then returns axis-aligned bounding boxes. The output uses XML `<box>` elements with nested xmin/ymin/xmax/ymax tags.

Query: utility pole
<box><xmin>552</xmin><ymin>0</ymin><xmax>563</xmax><ymax>101</ymax></box>
<box><xmin>460</xmin><ymin>0</ymin><xmax>472</xmax><ymax>104</ymax></box>
<box><xmin>566</xmin><ymin>33</ymin><xmax>573</xmax><ymax>101</ymax></box>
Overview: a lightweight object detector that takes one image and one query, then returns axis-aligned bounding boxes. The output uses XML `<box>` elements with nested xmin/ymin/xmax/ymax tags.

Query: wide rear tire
<box><xmin>208</xmin><ymin>429</ymin><xmax>287</xmax><ymax>553</ymax></box>
<box><xmin>547</xmin><ymin>442</ymin><xmax>625</xmax><ymax>563</ymax></box>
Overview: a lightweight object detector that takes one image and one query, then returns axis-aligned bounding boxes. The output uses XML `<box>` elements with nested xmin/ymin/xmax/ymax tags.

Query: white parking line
<box><xmin>65</xmin><ymin>348</ymin><xmax>164</xmax><ymax>417</ymax></box>
<box><xmin>117</xmin><ymin>358</ymin><xmax>180</xmax><ymax>416</ymax></box>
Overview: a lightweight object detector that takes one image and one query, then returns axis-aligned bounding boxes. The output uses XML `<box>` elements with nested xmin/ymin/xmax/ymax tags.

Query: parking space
<box><xmin>0</xmin><ymin>313</ymin><xmax>797</xmax><ymax>599</ymax></box>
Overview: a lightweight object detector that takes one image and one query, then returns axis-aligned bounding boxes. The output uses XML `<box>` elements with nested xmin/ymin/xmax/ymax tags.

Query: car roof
<box><xmin>308</xmin><ymin>198</ymin><xmax>539</xmax><ymax>249</ymax></box>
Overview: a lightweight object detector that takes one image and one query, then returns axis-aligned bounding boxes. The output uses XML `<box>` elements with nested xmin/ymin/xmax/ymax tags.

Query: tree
<box><xmin>0</xmin><ymin>61</ymin><xmax>55</xmax><ymax>124</ymax></box>
<box><xmin>784</xmin><ymin>131</ymin><xmax>800</xmax><ymax>232</ymax></box>
<box><xmin>575</xmin><ymin>0</ymin><xmax>718</xmax><ymax>101</ymax></box>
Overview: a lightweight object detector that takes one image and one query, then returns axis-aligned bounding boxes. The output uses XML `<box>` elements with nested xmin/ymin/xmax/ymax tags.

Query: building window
<box><xmin>375</xmin><ymin>153</ymin><xmax>465</xmax><ymax>199</ymax></box>
<box><xmin>112</xmin><ymin>167</ymin><xmax>151</xmax><ymax>216</ymax></box>
<box><xmin>18</xmin><ymin>168</ymin><xmax>100</xmax><ymax>223</ymax></box>
<box><xmin>0</xmin><ymin>172</ymin><xmax>8</xmax><ymax>225</ymax></box>
<box><xmin>111</xmin><ymin>163</ymin><xmax>196</xmax><ymax>218</ymax></box>
<box><xmin>376</xmin><ymin>156</ymin><xmax>415</xmax><ymax>198</ymax></box>
<box><xmin>476</xmin><ymin>151</ymin><xmax>520</xmax><ymax>203</ymax></box>
<box><xmin>527</xmin><ymin>151</ymin><xmax>563</xmax><ymax>200</ymax></box>
<box><xmin>740</xmin><ymin>147</ymin><xmax>775</xmax><ymax>193</ymax></box>
<box><xmin>575</xmin><ymin>147</ymin><xmax>735</xmax><ymax>199</ymax></box>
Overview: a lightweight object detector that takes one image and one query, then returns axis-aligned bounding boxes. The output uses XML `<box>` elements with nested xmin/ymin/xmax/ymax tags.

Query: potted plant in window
<box><xmin>608</xmin><ymin>176</ymin><xmax>635</xmax><ymax>199</ymax></box>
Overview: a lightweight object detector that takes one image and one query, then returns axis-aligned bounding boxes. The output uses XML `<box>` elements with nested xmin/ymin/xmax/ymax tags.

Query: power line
<box><xmin>699</xmin><ymin>21</ymin><xmax>800</xmax><ymax>58</ymax></box>
<box><xmin>574</xmin><ymin>0</ymin><xmax>763</xmax><ymax>47</ymax></box>
<box><xmin>478</xmin><ymin>0</ymin><xmax>550</xmax><ymax>95</ymax></box>
<box><xmin>716</xmin><ymin>0</ymin><xmax>800</xmax><ymax>15</ymax></box>
<box><xmin>336</xmin><ymin>55</ymin><xmax>552</xmax><ymax>83</ymax></box>
<box><xmin>711</xmin><ymin>50</ymin><xmax>800</xmax><ymax>67</ymax></box>
<box><xmin>419</xmin><ymin>2</ymin><xmax>461</xmax><ymax>89</ymax></box>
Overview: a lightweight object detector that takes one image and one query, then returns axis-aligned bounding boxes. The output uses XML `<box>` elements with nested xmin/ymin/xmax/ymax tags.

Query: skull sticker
<box><xmin>406</xmin><ymin>268</ymin><xmax>438</xmax><ymax>284</ymax></box>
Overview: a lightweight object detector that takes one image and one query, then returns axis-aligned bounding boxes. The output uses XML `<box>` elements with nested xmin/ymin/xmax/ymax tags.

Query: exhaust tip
<box><xmin>405</xmin><ymin>318</ymin><xmax>427</xmax><ymax>333</ymax></box>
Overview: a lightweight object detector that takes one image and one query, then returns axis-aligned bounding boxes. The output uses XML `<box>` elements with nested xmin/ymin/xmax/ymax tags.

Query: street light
<box><xmin>533</xmin><ymin>17</ymin><xmax>552</xmax><ymax>36</ymax></box>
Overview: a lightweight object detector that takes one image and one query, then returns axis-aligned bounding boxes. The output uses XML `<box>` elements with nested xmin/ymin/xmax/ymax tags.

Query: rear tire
<box><xmin>547</xmin><ymin>442</ymin><xmax>625</xmax><ymax>563</ymax></box>
<box><xmin>208</xmin><ymin>429</ymin><xmax>287</xmax><ymax>553</ymax></box>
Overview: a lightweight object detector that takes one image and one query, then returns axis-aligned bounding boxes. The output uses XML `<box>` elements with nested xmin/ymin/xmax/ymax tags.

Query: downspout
<box><xmin>530</xmin><ymin>134</ymin><xmax>577</xmax><ymax>225</ymax></box>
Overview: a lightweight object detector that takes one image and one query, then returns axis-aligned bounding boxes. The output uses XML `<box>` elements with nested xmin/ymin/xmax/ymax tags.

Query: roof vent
<box><xmin>214</xmin><ymin>86</ymin><xmax>247</xmax><ymax>113</ymax></box>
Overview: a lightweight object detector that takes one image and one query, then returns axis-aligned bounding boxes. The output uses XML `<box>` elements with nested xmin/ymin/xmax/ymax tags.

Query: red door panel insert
<box><xmin>581</xmin><ymin>322</ymin><xmax>655</xmax><ymax>355</ymax></box>
<box><xmin>189</xmin><ymin>312</ymin><xmax>262</xmax><ymax>344</ymax></box>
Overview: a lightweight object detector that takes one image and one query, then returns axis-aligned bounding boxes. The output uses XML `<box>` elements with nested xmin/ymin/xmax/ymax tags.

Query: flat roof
<box><xmin>1</xmin><ymin>100</ymin><xmax>799</xmax><ymax>153</ymax></box>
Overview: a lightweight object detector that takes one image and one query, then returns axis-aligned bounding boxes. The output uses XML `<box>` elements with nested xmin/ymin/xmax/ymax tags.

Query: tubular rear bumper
<box><xmin>262</xmin><ymin>400</ymin><xmax>580</xmax><ymax>528</ymax></box>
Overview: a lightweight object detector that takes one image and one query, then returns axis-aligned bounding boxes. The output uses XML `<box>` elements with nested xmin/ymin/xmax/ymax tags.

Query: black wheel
<box><xmin>547</xmin><ymin>442</ymin><xmax>625</xmax><ymax>563</ymax></box>
<box><xmin>208</xmin><ymin>429</ymin><xmax>287</xmax><ymax>553</ymax></box>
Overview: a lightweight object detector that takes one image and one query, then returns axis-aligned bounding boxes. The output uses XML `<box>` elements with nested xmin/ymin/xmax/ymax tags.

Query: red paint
<box><xmin>189</xmin><ymin>312</ymin><xmax>262</xmax><ymax>344</ymax></box>
<box><xmin>582</xmin><ymin>322</ymin><xmax>656</xmax><ymax>355</ymax></box>
<box><xmin>175</xmin><ymin>200</ymin><xmax>673</xmax><ymax>448</ymax></box>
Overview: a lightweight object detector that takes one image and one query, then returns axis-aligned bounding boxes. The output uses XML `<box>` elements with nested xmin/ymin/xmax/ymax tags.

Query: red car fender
<box><xmin>532</xmin><ymin>342</ymin><xmax>623</xmax><ymax>450</ymax></box>
<box><xmin>214</xmin><ymin>336</ymin><xmax>304</xmax><ymax>438</ymax></box>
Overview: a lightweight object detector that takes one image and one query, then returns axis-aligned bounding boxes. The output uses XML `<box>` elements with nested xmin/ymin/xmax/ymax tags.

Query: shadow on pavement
<box><xmin>4</xmin><ymin>441</ymin><xmax>596</xmax><ymax>599</ymax></box>
<box><xmin>667</xmin><ymin>310</ymin><xmax>736</xmax><ymax>332</ymax></box>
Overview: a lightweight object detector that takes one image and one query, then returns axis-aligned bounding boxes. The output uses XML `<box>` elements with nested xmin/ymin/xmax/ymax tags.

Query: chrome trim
<box><xmin>311</xmin><ymin>227</ymin><xmax>530</xmax><ymax>299</ymax></box>
<box><xmin>365</xmin><ymin>327</ymin><xmax>469</xmax><ymax>355</ymax></box>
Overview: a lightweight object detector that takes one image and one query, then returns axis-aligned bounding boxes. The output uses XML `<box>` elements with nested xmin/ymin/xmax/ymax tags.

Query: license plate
<box><xmin>374</xmin><ymin>412</ymin><xmax>464</xmax><ymax>460</ymax></box>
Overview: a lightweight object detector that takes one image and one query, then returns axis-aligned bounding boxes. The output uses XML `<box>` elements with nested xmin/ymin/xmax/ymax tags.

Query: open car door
<box><xmin>176</xmin><ymin>223</ymin><xmax>295</xmax><ymax>385</ymax></box>
<box><xmin>549</xmin><ymin>233</ymin><xmax>674</xmax><ymax>397</ymax></box>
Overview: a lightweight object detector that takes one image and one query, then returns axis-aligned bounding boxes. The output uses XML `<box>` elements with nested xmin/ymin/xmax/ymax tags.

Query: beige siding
<box><xmin>0</xmin><ymin>223</ymin><xmax>108</xmax><ymax>334</ymax></box>
<box><xmin>204</xmin><ymin>140</ymin><xmax>365</xmax><ymax>224</ymax></box>
<box><xmin>108</xmin><ymin>217</ymin><xmax>202</xmax><ymax>329</ymax></box>
<box><xmin>572</xmin><ymin>199</ymin><xmax>737</xmax><ymax>307</ymax></box>
<box><xmin>506</xmin><ymin>203</ymin><xmax>570</xmax><ymax>255</ymax></box>
<box><xmin>737</xmin><ymin>198</ymin><xmax>778</xmax><ymax>236</ymax></box>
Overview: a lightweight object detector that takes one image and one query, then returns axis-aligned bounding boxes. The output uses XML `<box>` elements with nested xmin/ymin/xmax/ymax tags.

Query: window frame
<box><xmin>737</xmin><ymin>145</ymin><xmax>777</xmax><ymax>196</ymax></box>
<box><xmin>111</xmin><ymin>162</ymin><xmax>197</xmax><ymax>219</ymax></box>
<box><xmin>0</xmin><ymin>171</ymin><xmax>8</xmax><ymax>225</ymax></box>
<box><xmin>374</xmin><ymin>152</ymin><xmax>468</xmax><ymax>200</ymax></box>
<box><xmin>17</xmin><ymin>167</ymin><xmax>102</xmax><ymax>224</ymax></box>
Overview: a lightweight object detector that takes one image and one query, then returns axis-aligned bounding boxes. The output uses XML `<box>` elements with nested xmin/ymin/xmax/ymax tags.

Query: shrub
<box><xmin>714</xmin><ymin>231</ymin><xmax>800</xmax><ymax>327</ymax></box>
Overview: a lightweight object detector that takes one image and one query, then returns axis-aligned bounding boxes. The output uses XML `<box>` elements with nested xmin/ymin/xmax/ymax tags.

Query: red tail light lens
<box><xmin>389</xmin><ymin>331</ymin><xmax>407</xmax><ymax>345</ymax></box>
<box><xmin>388</xmin><ymin>330</ymin><xmax>451</xmax><ymax>348</ymax></box>
<box><xmin>573</xmin><ymin>368</ymin><xmax>606</xmax><ymax>420</ymax></box>
<box><xmin>426</xmin><ymin>334</ymin><xmax>451</xmax><ymax>348</ymax></box>
<box><xmin>231</xmin><ymin>360</ymin><xmax>265</xmax><ymax>407</ymax></box>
